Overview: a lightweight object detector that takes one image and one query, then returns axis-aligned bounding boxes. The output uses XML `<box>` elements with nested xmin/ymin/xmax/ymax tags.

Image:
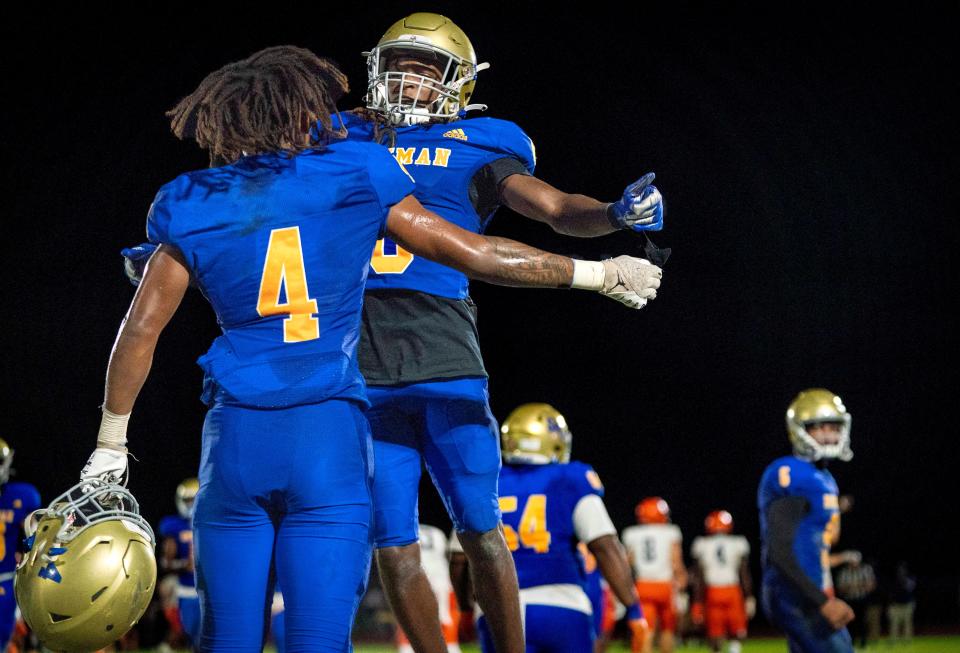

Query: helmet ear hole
<box><xmin>49</xmin><ymin>613</ymin><xmax>71</xmax><ymax>623</ymax></box>
<box><xmin>91</xmin><ymin>586</ymin><xmax>109</xmax><ymax>602</ymax></box>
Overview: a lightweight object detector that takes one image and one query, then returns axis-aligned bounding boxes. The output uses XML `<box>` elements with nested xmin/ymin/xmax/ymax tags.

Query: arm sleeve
<box><xmin>573</xmin><ymin>494</ymin><xmax>617</xmax><ymax>543</ymax></box>
<box><xmin>366</xmin><ymin>147</ymin><xmax>416</xmax><ymax>218</ymax></box>
<box><xmin>146</xmin><ymin>187</ymin><xmax>174</xmax><ymax>245</ymax></box>
<box><xmin>469</xmin><ymin>157</ymin><xmax>530</xmax><ymax>217</ymax></box>
<box><xmin>766</xmin><ymin>496</ymin><xmax>829</xmax><ymax>607</ymax></box>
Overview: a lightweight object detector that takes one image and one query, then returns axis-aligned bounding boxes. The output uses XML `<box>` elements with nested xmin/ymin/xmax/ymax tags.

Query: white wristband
<box><xmin>97</xmin><ymin>409</ymin><xmax>130</xmax><ymax>452</ymax></box>
<box><xmin>570</xmin><ymin>260</ymin><xmax>605</xmax><ymax>291</ymax></box>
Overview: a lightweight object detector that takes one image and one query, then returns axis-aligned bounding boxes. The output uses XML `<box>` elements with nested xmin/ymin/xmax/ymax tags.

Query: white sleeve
<box><xmin>447</xmin><ymin>529</ymin><xmax>463</xmax><ymax>554</ymax></box>
<box><xmin>691</xmin><ymin>536</ymin><xmax>704</xmax><ymax>561</ymax></box>
<box><xmin>670</xmin><ymin>524</ymin><xmax>682</xmax><ymax>544</ymax></box>
<box><xmin>739</xmin><ymin>536</ymin><xmax>750</xmax><ymax>557</ymax></box>
<box><xmin>573</xmin><ymin>494</ymin><xmax>617</xmax><ymax>543</ymax></box>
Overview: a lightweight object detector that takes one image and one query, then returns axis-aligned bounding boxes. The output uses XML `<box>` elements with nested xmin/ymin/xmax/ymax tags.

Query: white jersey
<box><xmin>621</xmin><ymin>523</ymin><xmax>682</xmax><ymax>582</ymax></box>
<box><xmin>691</xmin><ymin>534</ymin><xmax>750</xmax><ymax>588</ymax></box>
<box><xmin>417</xmin><ymin>524</ymin><xmax>456</xmax><ymax>628</ymax></box>
<box><xmin>419</xmin><ymin>524</ymin><xmax>453</xmax><ymax>597</ymax></box>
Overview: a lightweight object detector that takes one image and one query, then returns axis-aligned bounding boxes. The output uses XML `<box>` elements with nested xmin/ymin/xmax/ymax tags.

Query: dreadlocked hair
<box><xmin>167</xmin><ymin>45</ymin><xmax>349</xmax><ymax>165</ymax></box>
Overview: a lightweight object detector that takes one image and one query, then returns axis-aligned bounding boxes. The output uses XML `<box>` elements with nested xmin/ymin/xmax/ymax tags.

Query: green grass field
<box><xmin>126</xmin><ymin>635</ymin><xmax>960</xmax><ymax>652</ymax></box>
<box><xmin>343</xmin><ymin>638</ymin><xmax>960</xmax><ymax>653</ymax></box>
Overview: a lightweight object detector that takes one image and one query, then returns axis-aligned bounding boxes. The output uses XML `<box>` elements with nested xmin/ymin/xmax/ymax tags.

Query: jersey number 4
<box><xmin>499</xmin><ymin>495</ymin><xmax>551</xmax><ymax>554</ymax></box>
<box><xmin>257</xmin><ymin>227</ymin><xmax>319</xmax><ymax>343</ymax></box>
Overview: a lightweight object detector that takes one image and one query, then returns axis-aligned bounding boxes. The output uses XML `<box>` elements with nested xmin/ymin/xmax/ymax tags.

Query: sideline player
<box><xmin>690</xmin><ymin>510</ymin><xmax>753</xmax><ymax>653</ymax></box>
<box><xmin>81</xmin><ymin>45</ymin><xmax>663</xmax><ymax>652</ymax></box>
<box><xmin>158</xmin><ymin>478</ymin><xmax>200</xmax><ymax>649</ymax></box>
<box><xmin>0</xmin><ymin>439</ymin><xmax>41</xmax><ymax>651</ymax></box>
<box><xmin>460</xmin><ymin>404</ymin><xmax>648</xmax><ymax>653</ymax></box>
<box><xmin>758</xmin><ymin>388</ymin><xmax>855</xmax><ymax>653</ymax></box>
<box><xmin>622</xmin><ymin>497</ymin><xmax>688</xmax><ymax>653</ymax></box>
<box><xmin>338</xmin><ymin>14</ymin><xmax>667</xmax><ymax>653</ymax></box>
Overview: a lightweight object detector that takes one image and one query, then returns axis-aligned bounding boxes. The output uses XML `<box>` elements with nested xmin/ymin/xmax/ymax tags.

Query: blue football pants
<box><xmin>193</xmin><ymin>399</ymin><xmax>373</xmax><ymax>652</ymax></box>
<box><xmin>366</xmin><ymin>377</ymin><xmax>501</xmax><ymax>546</ymax></box>
<box><xmin>763</xmin><ymin>583</ymin><xmax>854</xmax><ymax>653</ymax></box>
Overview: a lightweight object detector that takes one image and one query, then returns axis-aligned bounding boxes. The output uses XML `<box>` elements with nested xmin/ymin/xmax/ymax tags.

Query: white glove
<box><xmin>599</xmin><ymin>256</ymin><xmax>662</xmax><ymax>309</ymax></box>
<box><xmin>81</xmin><ymin>447</ymin><xmax>128</xmax><ymax>485</ymax></box>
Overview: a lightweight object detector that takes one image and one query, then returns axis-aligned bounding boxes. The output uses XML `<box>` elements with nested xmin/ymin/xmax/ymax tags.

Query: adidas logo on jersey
<box><xmin>442</xmin><ymin>128</ymin><xmax>468</xmax><ymax>141</ymax></box>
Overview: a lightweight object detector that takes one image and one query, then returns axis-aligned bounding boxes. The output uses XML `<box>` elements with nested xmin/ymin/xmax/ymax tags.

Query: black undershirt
<box><xmin>358</xmin><ymin>157</ymin><xmax>530</xmax><ymax>385</ymax></box>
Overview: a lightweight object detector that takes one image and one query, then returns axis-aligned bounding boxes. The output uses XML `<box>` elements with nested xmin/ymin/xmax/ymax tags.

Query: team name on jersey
<box><xmin>0</xmin><ymin>509</ymin><xmax>15</xmax><ymax>524</ymax></box>
<box><xmin>389</xmin><ymin>147</ymin><xmax>452</xmax><ymax>168</ymax></box>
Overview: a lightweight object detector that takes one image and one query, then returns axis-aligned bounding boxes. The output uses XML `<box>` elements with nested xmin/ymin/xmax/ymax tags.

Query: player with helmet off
<box><xmin>622</xmin><ymin>498</ymin><xmax>688</xmax><ymax>653</ymax></box>
<box><xmin>690</xmin><ymin>511</ymin><xmax>754</xmax><ymax>653</ymax></box>
<box><xmin>88</xmin><ymin>44</ymin><xmax>660</xmax><ymax>652</ymax></box>
<box><xmin>459</xmin><ymin>404</ymin><xmax>649</xmax><ymax>653</ymax></box>
<box><xmin>758</xmin><ymin>389</ymin><xmax>855</xmax><ymax>653</ymax></box>
<box><xmin>335</xmin><ymin>13</ymin><xmax>667</xmax><ymax>653</ymax></box>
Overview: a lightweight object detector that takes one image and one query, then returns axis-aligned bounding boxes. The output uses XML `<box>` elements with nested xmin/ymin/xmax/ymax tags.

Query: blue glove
<box><xmin>121</xmin><ymin>243</ymin><xmax>157</xmax><ymax>287</ymax></box>
<box><xmin>607</xmin><ymin>172</ymin><xmax>664</xmax><ymax>232</ymax></box>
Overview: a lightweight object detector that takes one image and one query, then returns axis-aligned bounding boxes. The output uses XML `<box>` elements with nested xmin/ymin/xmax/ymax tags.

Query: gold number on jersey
<box><xmin>778</xmin><ymin>465</ymin><xmax>791</xmax><ymax>488</ymax></box>
<box><xmin>370</xmin><ymin>238</ymin><xmax>414</xmax><ymax>275</ymax></box>
<box><xmin>257</xmin><ymin>226</ymin><xmax>320</xmax><ymax>343</ymax></box>
<box><xmin>499</xmin><ymin>494</ymin><xmax>551</xmax><ymax>554</ymax></box>
<box><xmin>0</xmin><ymin>521</ymin><xmax>6</xmax><ymax>562</ymax></box>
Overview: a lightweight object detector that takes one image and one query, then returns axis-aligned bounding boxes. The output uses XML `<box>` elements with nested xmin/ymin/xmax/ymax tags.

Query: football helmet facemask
<box><xmin>501</xmin><ymin>403</ymin><xmax>572</xmax><ymax>465</ymax></box>
<box><xmin>0</xmin><ymin>438</ymin><xmax>13</xmax><ymax>485</ymax></box>
<box><xmin>365</xmin><ymin>12</ymin><xmax>489</xmax><ymax>125</ymax></box>
<box><xmin>705</xmin><ymin>510</ymin><xmax>733</xmax><ymax>534</ymax></box>
<box><xmin>176</xmin><ymin>477</ymin><xmax>199</xmax><ymax>519</ymax></box>
<box><xmin>636</xmin><ymin>496</ymin><xmax>670</xmax><ymax>524</ymax></box>
<box><xmin>15</xmin><ymin>480</ymin><xmax>157</xmax><ymax>653</ymax></box>
<box><xmin>786</xmin><ymin>388</ymin><xmax>853</xmax><ymax>462</ymax></box>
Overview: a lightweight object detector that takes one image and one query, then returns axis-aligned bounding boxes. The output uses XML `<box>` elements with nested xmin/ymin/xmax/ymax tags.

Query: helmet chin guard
<box><xmin>364</xmin><ymin>13</ymin><xmax>488</xmax><ymax>126</ymax></box>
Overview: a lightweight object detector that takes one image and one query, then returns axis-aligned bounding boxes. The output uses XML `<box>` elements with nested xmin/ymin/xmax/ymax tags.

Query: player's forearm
<box><xmin>589</xmin><ymin>535</ymin><xmax>640</xmax><ymax>609</ymax></box>
<box><xmin>103</xmin><ymin>323</ymin><xmax>160</xmax><ymax>415</ymax></box>
<box><xmin>466</xmin><ymin>236</ymin><xmax>574</xmax><ymax>288</ymax></box>
<box><xmin>501</xmin><ymin>175</ymin><xmax>615</xmax><ymax>237</ymax></box>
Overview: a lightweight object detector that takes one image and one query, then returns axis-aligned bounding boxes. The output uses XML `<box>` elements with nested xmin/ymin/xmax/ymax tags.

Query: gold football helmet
<box><xmin>786</xmin><ymin>388</ymin><xmax>853</xmax><ymax>461</ymax></box>
<box><xmin>0</xmin><ymin>438</ymin><xmax>13</xmax><ymax>485</ymax></box>
<box><xmin>176</xmin><ymin>477</ymin><xmax>199</xmax><ymax>519</ymax></box>
<box><xmin>364</xmin><ymin>12</ymin><xmax>489</xmax><ymax>125</ymax></box>
<box><xmin>501</xmin><ymin>403</ymin><xmax>572</xmax><ymax>464</ymax></box>
<box><xmin>15</xmin><ymin>480</ymin><xmax>157</xmax><ymax>653</ymax></box>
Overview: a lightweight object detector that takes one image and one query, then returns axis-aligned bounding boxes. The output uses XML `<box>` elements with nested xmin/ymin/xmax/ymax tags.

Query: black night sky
<box><xmin>4</xmin><ymin>2</ymin><xmax>957</xmax><ymax>627</ymax></box>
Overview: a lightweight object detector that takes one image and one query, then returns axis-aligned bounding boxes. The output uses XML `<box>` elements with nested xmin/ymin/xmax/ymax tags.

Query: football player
<box><xmin>396</xmin><ymin>524</ymin><xmax>462</xmax><ymax>653</ymax></box>
<box><xmin>158</xmin><ymin>478</ymin><xmax>200</xmax><ymax>649</ymax></box>
<box><xmin>690</xmin><ymin>511</ymin><xmax>753</xmax><ymax>653</ymax></box>
<box><xmin>0</xmin><ymin>439</ymin><xmax>40</xmax><ymax>651</ymax></box>
<box><xmin>459</xmin><ymin>404</ymin><xmax>648</xmax><ymax>653</ymax></box>
<box><xmin>337</xmin><ymin>14</ymin><xmax>667</xmax><ymax>653</ymax></box>
<box><xmin>82</xmin><ymin>46</ymin><xmax>661</xmax><ymax>652</ymax></box>
<box><xmin>622</xmin><ymin>497</ymin><xmax>688</xmax><ymax>653</ymax></box>
<box><xmin>758</xmin><ymin>389</ymin><xmax>856</xmax><ymax>653</ymax></box>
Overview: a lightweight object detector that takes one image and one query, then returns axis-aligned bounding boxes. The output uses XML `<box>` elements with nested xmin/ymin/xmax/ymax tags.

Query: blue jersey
<box><xmin>146</xmin><ymin>142</ymin><xmax>414</xmax><ymax>409</ymax></box>
<box><xmin>498</xmin><ymin>461</ymin><xmax>605</xmax><ymax>589</ymax></box>
<box><xmin>0</xmin><ymin>482</ymin><xmax>40</xmax><ymax>574</ymax></box>
<box><xmin>158</xmin><ymin>514</ymin><xmax>194</xmax><ymax>588</ymax></box>
<box><xmin>758</xmin><ymin>456</ymin><xmax>841</xmax><ymax>595</ymax></box>
<box><xmin>335</xmin><ymin>113</ymin><xmax>536</xmax><ymax>300</ymax></box>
